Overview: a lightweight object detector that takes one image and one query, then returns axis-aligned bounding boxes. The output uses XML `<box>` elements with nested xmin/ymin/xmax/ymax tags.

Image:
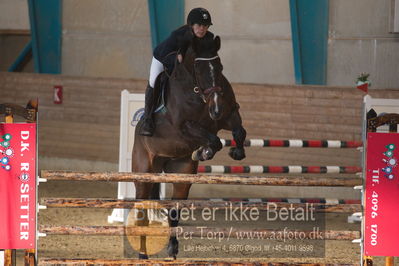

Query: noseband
<box><xmin>193</xmin><ymin>56</ymin><xmax>221</xmax><ymax>103</ymax></box>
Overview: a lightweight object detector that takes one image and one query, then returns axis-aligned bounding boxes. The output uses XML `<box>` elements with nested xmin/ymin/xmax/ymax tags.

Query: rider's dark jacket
<box><xmin>153</xmin><ymin>25</ymin><xmax>214</xmax><ymax>74</ymax></box>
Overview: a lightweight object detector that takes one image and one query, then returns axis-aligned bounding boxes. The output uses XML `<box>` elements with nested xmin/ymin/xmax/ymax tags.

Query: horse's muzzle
<box><xmin>209</xmin><ymin>90</ymin><xmax>223</xmax><ymax>121</ymax></box>
<box><xmin>210</xmin><ymin>109</ymin><xmax>223</xmax><ymax>121</ymax></box>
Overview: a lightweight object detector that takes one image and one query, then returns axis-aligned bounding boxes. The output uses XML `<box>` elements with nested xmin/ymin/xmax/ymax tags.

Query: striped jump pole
<box><xmin>197</xmin><ymin>165</ymin><xmax>362</xmax><ymax>174</ymax></box>
<box><xmin>221</xmin><ymin>139</ymin><xmax>363</xmax><ymax>148</ymax></box>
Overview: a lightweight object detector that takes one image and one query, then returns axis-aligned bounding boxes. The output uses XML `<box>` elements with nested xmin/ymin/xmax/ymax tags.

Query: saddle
<box><xmin>153</xmin><ymin>71</ymin><xmax>169</xmax><ymax>114</ymax></box>
<box><xmin>153</xmin><ymin>51</ymin><xmax>182</xmax><ymax>114</ymax></box>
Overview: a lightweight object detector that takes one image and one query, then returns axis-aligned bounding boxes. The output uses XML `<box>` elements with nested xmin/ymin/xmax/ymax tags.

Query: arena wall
<box><xmin>328</xmin><ymin>0</ymin><xmax>399</xmax><ymax>88</ymax></box>
<box><xmin>1</xmin><ymin>0</ymin><xmax>399</xmax><ymax>88</ymax></box>
<box><xmin>62</xmin><ymin>0</ymin><xmax>153</xmax><ymax>80</ymax></box>
<box><xmin>60</xmin><ymin>0</ymin><xmax>399</xmax><ymax>88</ymax></box>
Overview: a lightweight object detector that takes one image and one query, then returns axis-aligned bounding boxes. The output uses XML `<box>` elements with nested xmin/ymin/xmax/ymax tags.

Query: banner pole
<box><xmin>3</xmin><ymin>108</ymin><xmax>15</xmax><ymax>266</ymax></box>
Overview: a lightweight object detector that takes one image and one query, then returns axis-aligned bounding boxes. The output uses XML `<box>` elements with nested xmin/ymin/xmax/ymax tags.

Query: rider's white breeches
<box><xmin>149</xmin><ymin>57</ymin><xmax>164</xmax><ymax>88</ymax></box>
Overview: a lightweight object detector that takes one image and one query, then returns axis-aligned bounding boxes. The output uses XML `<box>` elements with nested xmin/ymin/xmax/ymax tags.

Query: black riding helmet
<box><xmin>187</xmin><ymin>8</ymin><xmax>213</xmax><ymax>26</ymax></box>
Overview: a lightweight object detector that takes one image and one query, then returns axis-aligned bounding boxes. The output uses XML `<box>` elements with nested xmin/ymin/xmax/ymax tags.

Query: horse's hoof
<box><xmin>191</xmin><ymin>150</ymin><xmax>200</xmax><ymax>161</ymax></box>
<box><xmin>167</xmin><ymin>237</ymin><xmax>179</xmax><ymax>259</ymax></box>
<box><xmin>192</xmin><ymin>147</ymin><xmax>215</xmax><ymax>161</ymax></box>
<box><xmin>138</xmin><ymin>253</ymin><xmax>149</xmax><ymax>259</ymax></box>
<box><xmin>202</xmin><ymin>147</ymin><xmax>215</xmax><ymax>160</ymax></box>
<box><xmin>229</xmin><ymin>147</ymin><xmax>246</xmax><ymax>160</ymax></box>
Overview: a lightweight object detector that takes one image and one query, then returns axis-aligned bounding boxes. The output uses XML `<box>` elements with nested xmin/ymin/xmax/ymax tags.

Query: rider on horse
<box><xmin>140</xmin><ymin>7</ymin><xmax>214</xmax><ymax>136</ymax></box>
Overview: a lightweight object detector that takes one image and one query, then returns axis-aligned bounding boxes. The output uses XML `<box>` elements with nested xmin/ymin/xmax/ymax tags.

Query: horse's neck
<box><xmin>182</xmin><ymin>54</ymin><xmax>195</xmax><ymax>75</ymax></box>
<box><xmin>169</xmin><ymin>54</ymin><xmax>195</xmax><ymax>87</ymax></box>
<box><xmin>166</xmin><ymin>57</ymin><xmax>203</xmax><ymax>112</ymax></box>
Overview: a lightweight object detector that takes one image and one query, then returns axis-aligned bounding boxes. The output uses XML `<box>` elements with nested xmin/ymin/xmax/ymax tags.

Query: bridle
<box><xmin>192</xmin><ymin>55</ymin><xmax>222</xmax><ymax>103</ymax></box>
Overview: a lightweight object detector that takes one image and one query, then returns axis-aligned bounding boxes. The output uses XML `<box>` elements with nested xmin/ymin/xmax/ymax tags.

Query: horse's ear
<box><xmin>214</xmin><ymin>36</ymin><xmax>221</xmax><ymax>52</ymax></box>
<box><xmin>177</xmin><ymin>30</ymin><xmax>194</xmax><ymax>62</ymax></box>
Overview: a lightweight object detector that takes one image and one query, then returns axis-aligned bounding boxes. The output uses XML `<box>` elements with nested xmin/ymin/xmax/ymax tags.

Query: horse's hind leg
<box><xmin>163</xmin><ymin>157</ymin><xmax>198</xmax><ymax>259</ymax></box>
<box><xmin>131</xmin><ymin>138</ymin><xmax>159</xmax><ymax>259</ymax></box>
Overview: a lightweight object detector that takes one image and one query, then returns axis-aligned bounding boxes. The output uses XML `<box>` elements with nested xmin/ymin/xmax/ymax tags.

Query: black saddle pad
<box><xmin>154</xmin><ymin>72</ymin><xmax>169</xmax><ymax>113</ymax></box>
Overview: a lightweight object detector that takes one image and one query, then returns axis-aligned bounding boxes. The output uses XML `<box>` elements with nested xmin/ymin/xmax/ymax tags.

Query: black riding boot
<box><xmin>139</xmin><ymin>84</ymin><xmax>156</xmax><ymax>136</ymax></box>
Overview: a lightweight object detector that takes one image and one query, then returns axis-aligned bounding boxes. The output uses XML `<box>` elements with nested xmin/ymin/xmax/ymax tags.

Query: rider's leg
<box><xmin>140</xmin><ymin>57</ymin><xmax>164</xmax><ymax>136</ymax></box>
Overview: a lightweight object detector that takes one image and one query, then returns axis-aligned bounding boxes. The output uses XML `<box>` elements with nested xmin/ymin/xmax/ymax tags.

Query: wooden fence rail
<box><xmin>40</xmin><ymin>198</ymin><xmax>362</xmax><ymax>213</ymax></box>
<box><xmin>38</xmin><ymin>258</ymin><xmax>358</xmax><ymax>266</ymax></box>
<box><xmin>41</xmin><ymin>171</ymin><xmax>362</xmax><ymax>187</ymax></box>
<box><xmin>38</xmin><ymin>225</ymin><xmax>360</xmax><ymax>240</ymax></box>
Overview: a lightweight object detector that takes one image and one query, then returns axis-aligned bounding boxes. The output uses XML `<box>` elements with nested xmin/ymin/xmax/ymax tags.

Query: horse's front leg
<box><xmin>222</xmin><ymin>106</ymin><xmax>247</xmax><ymax>160</ymax></box>
<box><xmin>181</xmin><ymin>120</ymin><xmax>222</xmax><ymax>161</ymax></box>
<box><xmin>229</xmin><ymin>125</ymin><xmax>246</xmax><ymax>160</ymax></box>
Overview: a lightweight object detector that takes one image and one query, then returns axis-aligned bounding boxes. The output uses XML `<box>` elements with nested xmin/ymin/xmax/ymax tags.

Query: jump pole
<box><xmin>38</xmin><ymin>225</ymin><xmax>360</xmax><ymax>240</ymax></box>
<box><xmin>40</xmin><ymin>198</ymin><xmax>362</xmax><ymax>213</ymax></box>
<box><xmin>41</xmin><ymin>170</ymin><xmax>362</xmax><ymax>187</ymax></box>
<box><xmin>38</xmin><ymin>258</ymin><xmax>358</xmax><ymax>266</ymax></box>
<box><xmin>197</xmin><ymin>165</ymin><xmax>362</xmax><ymax>174</ymax></box>
<box><xmin>222</xmin><ymin>139</ymin><xmax>362</xmax><ymax>148</ymax></box>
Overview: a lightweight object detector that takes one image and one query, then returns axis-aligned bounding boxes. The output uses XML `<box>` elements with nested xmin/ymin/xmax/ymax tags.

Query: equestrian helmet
<box><xmin>187</xmin><ymin>8</ymin><xmax>212</xmax><ymax>26</ymax></box>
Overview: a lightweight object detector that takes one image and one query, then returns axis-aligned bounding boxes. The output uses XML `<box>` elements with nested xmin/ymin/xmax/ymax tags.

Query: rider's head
<box><xmin>187</xmin><ymin>8</ymin><xmax>212</xmax><ymax>38</ymax></box>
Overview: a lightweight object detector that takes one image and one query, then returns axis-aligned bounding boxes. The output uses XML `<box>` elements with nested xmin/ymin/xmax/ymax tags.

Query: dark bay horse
<box><xmin>131</xmin><ymin>35</ymin><xmax>247</xmax><ymax>259</ymax></box>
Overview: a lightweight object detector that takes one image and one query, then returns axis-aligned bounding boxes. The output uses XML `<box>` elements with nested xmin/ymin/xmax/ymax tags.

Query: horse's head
<box><xmin>193</xmin><ymin>36</ymin><xmax>224</xmax><ymax>120</ymax></box>
<box><xmin>180</xmin><ymin>35</ymin><xmax>225</xmax><ymax>121</ymax></box>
